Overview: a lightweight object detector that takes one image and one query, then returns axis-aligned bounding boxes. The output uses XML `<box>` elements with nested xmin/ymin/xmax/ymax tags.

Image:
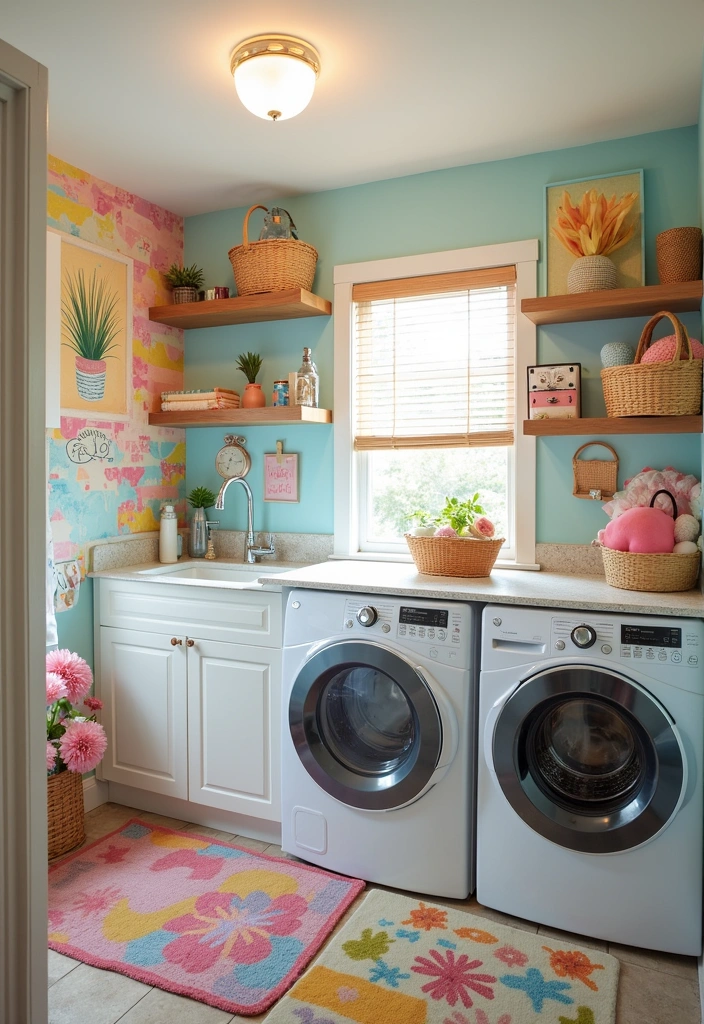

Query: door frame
<box><xmin>0</xmin><ymin>36</ymin><xmax>48</xmax><ymax>1024</ymax></box>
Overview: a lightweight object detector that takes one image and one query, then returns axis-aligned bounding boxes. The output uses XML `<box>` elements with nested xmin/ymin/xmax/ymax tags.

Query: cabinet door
<box><xmin>187</xmin><ymin>638</ymin><xmax>281</xmax><ymax>821</ymax></box>
<box><xmin>98</xmin><ymin>626</ymin><xmax>188</xmax><ymax>798</ymax></box>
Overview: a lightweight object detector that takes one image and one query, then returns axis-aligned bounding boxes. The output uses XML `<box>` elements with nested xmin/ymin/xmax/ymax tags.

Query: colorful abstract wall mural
<box><xmin>47</xmin><ymin>155</ymin><xmax>186</xmax><ymax>572</ymax></box>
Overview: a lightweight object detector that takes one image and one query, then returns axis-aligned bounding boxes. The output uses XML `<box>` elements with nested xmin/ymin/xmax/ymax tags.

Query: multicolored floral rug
<box><xmin>263</xmin><ymin>889</ymin><xmax>619</xmax><ymax>1023</ymax></box>
<box><xmin>47</xmin><ymin>818</ymin><xmax>365</xmax><ymax>1016</ymax></box>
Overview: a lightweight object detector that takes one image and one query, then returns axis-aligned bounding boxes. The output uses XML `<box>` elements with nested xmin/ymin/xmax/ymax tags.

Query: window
<box><xmin>334</xmin><ymin>241</ymin><xmax>538</xmax><ymax>566</ymax></box>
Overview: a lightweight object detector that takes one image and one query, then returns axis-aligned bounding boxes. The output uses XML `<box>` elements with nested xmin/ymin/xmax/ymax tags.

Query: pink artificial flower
<box><xmin>46</xmin><ymin>671</ymin><xmax>68</xmax><ymax>705</ymax></box>
<box><xmin>46</xmin><ymin>649</ymin><xmax>93</xmax><ymax>704</ymax></box>
<box><xmin>83</xmin><ymin>696</ymin><xmax>103</xmax><ymax>712</ymax></box>
<box><xmin>59</xmin><ymin>719</ymin><xmax>107</xmax><ymax>774</ymax></box>
<box><xmin>469</xmin><ymin>516</ymin><xmax>496</xmax><ymax>540</ymax></box>
<box><xmin>46</xmin><ymin>741</ymin><xmax>58</xmax><ymax>772</ymax></box>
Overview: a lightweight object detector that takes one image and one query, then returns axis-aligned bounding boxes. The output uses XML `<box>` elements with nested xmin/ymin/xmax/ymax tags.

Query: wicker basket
<box><xmin>405</xmin><ymin>534</ymin><xmax>504</xmax><ymax>577</ymax></box>
<box><xmin>572</xmin><ymin>441</ymin><xmax>619</xmax><ymax>500</ymax></box>
<box><xmin>600</xmin><ymin>310</ymin><xmax>702</xmax><ymax>417</ymax></box>
<box><xmin>602</xmin><ymin>548</ymin><xmax>700</xmax><ymax>592</ymax></box>
<box><xmin>48</xmin><ymin>769</ymin><xmax>85</xmax><ymax>860</ymax></box>
<box><xmin>228</xmin><ymin>205</ymin><xmax>318</xmax><ymax>296</ymax></box>
<box><xmin>656</xmin><ymin>227</ymin><xmax>703</xmax><ymax>284</ymax></box>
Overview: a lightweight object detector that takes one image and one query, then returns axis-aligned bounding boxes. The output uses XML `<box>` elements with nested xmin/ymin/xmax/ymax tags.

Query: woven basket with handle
<box><xmin>600</xmin><ymin>310</ymin><xmax>702</xmax><ymax>417</ymax></box>
<box><xmin>601</xmin><ymin>489</ymin><xmax>700</xmax><ymax>593</ymax></box>
<box><xmin>405</xmin><ymin>534</ymin><xmax>504</xmax><ymax>577</ymax></box>
<box><xmin>572</xmin><ymin>441</ymin><xmax>619</xmax><ymax>500</ymax></box>
<box><xmin>48</xmin><ymin>769</ymin><xmax>85</xmax><ymax>860</ymax></box>
<box><xmin>228</xmin><ymin>205</ymin><xmax>318</xmax><ymax>296</ymax></box>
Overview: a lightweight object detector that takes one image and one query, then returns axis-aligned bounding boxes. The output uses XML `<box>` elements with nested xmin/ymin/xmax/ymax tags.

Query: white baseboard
<box><xmin>83</xmin><ymin>776</ymin><xmax>109</xmax><ymax>812</ymax></box>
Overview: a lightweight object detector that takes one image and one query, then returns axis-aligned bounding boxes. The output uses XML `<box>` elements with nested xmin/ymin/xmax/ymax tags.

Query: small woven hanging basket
<box><xmin>656</xmin><ymin>227</ymin><xmax>703</xmax><ymax>284</ymax></box>
<box><xmin>228</xmin><ymin>205</ymin><xmax>318</xmax><ymax>296</ymax></box>
<box><xmin>600</xmin><ymin>310</ymin><xmax>702</xmax><ymax>417</ymax></box>
<box><xmin>48</xmin><ymin>770</ymin><xmax>85</xmax><ymax>861</ymax></box>
<box><xmin>572</xmin><ymin>442</ymin><xmax>619</xmax><ymax>500</ymax></box>
<box><xmin>405</xmin><ymin>534</ymin><xmax>504</xmax><ymax>577</ymax></box>
<box><xmin>601</xmin><ymin>490</ymin><xmax>701</xmax><ymax>592</ymax></box>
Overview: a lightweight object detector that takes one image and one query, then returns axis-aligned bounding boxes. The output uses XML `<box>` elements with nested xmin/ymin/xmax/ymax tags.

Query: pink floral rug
<box><xmin>47</xmin><ymin>818</ymin><xmax>365</xmax><ymax>1016</ymax></box>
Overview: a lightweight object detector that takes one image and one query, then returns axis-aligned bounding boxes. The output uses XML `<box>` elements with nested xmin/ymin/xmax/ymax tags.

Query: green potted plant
<box><xmin>165</xmin><ymin>263</ymin><xmax>205</xmax><ymax>304</ymax></box>
<box><xmin>236</xmin><ymin>351</ymin><xmax>265</xmax><ymax>408</ymax></box>
<box><xmin>62</xmin><ymin>268</ymin><xmax>121</xmax><ymax>402</ymax></box>
<box><xmin>187</xmin><ymin>486</ymin><xmax>217</xmax><ymax>558</ymax></box>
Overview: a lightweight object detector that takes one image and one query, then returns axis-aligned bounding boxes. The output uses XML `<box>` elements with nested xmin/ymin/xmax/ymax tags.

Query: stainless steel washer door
<box><xmin>492</xmin><ymin>665</ymin><xmax>685</xmax><ymax>853</ymax></box>
<box><xmin>289</xmin><ymin>641</ymin><xmax>444</xmax><ymax>810</ymax></box>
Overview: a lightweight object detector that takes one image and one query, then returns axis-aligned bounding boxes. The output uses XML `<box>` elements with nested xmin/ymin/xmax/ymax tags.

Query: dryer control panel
<box><xmin>550</xmin><ymin>616</ymin><xmax>700</xmax><ymax>669</ymax></box>
<box><xmin>341</xmin><ymin>598</ymin><xmax>468</xmax><ymax>666</ymax></box>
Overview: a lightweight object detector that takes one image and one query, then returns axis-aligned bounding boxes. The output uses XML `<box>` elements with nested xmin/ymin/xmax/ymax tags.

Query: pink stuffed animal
<box><xmin>602</xmin><ymin>505</ymin><xmax>675</xmax><ymax>553</ymax></box>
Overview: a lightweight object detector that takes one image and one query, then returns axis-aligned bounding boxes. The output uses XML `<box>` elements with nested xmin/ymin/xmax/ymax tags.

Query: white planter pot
<box><xmin>75</xmin><ymin>357</ymin><xmax>106</xmax><ymax>401</ymax></box>
<box><xmin>567</xmin><ymin>255</ymin><xmax>618</xmax><ymax>294</ymax></box>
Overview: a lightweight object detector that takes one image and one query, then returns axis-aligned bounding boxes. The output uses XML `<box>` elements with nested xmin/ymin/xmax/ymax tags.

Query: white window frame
<box><xmin>333</xmin><ymin>240</ymin><xmax>538</xmax><ymax>569</ymax></box>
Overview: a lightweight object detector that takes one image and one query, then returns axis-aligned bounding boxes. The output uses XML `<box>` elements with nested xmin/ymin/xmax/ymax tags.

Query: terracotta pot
<box><xmin>75</xmin><ymin>356</ymin><xmax>107</xmax><ymax>401</ymax></box>
<box><xmin>567</xmin><ymin>255</ymin><xmax>618</xmax><ymax>294</ymax></box>
<box><xmin>241</xmin><ymin>383</ymin><xmax>266</xmax><ymax>408</ymax></box>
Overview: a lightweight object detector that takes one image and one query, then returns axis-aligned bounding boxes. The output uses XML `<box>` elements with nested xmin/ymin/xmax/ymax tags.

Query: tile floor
<box><xmin>48</xmin><ymin>802</ymin><xmax>701</xmax><ymax>1024</ymax></box>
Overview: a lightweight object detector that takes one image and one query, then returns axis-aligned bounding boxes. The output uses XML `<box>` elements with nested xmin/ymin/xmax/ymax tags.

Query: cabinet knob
<box><xmin>186</xmin><ymin>638</ymin><xmax>195</xmax><ymax>648</ymax></box>
<box><xmin>170</xmin><ymin>637</ymin><xmax>183</xmax><ymax>646</ymax></box>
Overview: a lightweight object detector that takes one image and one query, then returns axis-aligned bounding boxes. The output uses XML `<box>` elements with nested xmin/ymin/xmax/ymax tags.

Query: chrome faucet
<box><xmin>214</xmin><ymin>477</ymin><xmax>276</xmax><ymax>564</ymax></box>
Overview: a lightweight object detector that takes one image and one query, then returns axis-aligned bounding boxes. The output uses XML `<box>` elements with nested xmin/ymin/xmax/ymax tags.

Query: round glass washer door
<box><xmin>289</xmin><ymin>641</ymin><xmax>445</xmax><ymax>810</ymax></box>
<box><xmin>492</xmin><ymin>665</ymin><xmax>685</xmax><ymax>853</ymax></box>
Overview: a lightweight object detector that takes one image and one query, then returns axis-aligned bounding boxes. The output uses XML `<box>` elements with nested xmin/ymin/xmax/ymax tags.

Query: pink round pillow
<box><xmin>602</xmin><ymin>506</ymin><xmax>675</xmax><ymax>553</ymax></box>
<box><xmin>640</xmin><ymin>333</ymin><xmax>704</xmax><ymax>363</ymax></box>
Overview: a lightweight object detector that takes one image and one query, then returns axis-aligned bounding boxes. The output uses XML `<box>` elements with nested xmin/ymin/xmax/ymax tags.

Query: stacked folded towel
<box><xmin>161</xmin><ymin>388</ymin><xmax>240</xmax><ymax>412</ymax></box>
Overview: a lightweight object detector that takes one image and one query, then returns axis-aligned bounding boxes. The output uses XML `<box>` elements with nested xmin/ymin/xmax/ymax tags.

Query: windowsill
<box><xmin>329</xmin><ymin>552</ymin><xmax>541</xmax><ymax>571</ymax></box>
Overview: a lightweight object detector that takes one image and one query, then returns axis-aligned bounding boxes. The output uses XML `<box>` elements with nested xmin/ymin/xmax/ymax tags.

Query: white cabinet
<box><xmin>187</xmin><ymin>639</ymin><xmax>281</xmax><ymax>820</ymax></box>
<box><xmin>99</xmin><ymin>627</ymin><xmax>188</xmax><ymax>799</ymax></box>
<box><xmin>95</xmin><ymin>580</ymin><xmax>283</xmax><ymax>824</ymax></box>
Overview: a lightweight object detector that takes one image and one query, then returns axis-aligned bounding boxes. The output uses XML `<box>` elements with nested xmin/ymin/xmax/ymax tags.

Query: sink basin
<box><xmin>136</xmin><ymin>563</ymin><xmax>288</xmax><ymax>584</ymax></box>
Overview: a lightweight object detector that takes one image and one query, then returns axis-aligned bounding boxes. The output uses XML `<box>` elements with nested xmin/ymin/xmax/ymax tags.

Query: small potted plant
<box><xmin>187</xmin><ymin>485</ymin><xmax>217</xmax><ymax>557</ymax></box>
<box><xmin>165</xmin><ymin>263</ymin><xmax>205</xmax><ymax>304</ymax></box>
<box><xmin>62</xmin><ymin>268</ymin><xmax>120</xmax><ymax>402</ymax></box>
<box><xmin>236</xmin><ymin>351</ymin><xmax>265</xmax><ymax>408</ymax></box>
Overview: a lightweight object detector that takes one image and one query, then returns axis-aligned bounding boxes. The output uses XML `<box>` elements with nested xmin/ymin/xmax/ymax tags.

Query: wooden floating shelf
<box><xmin>149</xmin><ymin>406</ymin><xmax>333</xmax><ymax>428</ymax></box>
<box><xmin>523</xmin><ymin>416</ymin><xmax>703</xmax><ymax>436</ymax></box>
<box><xmin>148</xmin><ymin>289</ymin><xmax>332</xmax><ymax>329</ymax></box>
<box><xmin>521</xmin><ymin>281</ymin><xmax>703</xmax><ymax>326</ymax></box>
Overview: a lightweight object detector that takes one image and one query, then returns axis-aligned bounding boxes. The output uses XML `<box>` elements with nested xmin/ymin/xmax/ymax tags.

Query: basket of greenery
<box><xmin>236</xmin><ymin>351</ymin><xmax>265</xmax><ymax>408</ymax></box>
<box><xmin>165</xmin><ymin>263</ymin><xmax>205</xmax><ymax>304</ymax></box>
<box><xmin>404</xmin><ymin>495</ymin><xmax>504</xmax><ymax>577</ymax></box>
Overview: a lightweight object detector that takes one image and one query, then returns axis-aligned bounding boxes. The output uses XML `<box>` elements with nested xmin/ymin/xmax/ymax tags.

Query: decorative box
<box><xmin>527</xmin><ymin>362</ymin><xmax>581</xmax><ymax>420</ymax></box>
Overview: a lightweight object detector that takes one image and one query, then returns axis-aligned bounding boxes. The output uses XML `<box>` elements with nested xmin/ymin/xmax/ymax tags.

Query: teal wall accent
<box><xmin>185</xmin><ymin>125</ymin><xmax>701</xmax><ymax>545</ymax></box>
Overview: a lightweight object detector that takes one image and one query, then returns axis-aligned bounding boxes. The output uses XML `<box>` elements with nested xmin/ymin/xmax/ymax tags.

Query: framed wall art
<box><xmin>264</xmin><ymin>441</ymin><xmax>299</xmax><ymax>502</ymax></box>
<box><xmin>527</xmin><ymin>362</ymin><xmax>581</xmax><ymax>420</ymax></box>
<box><xmin>545</xmin><ymin>170</ymin><xmax>644</xmax><ymax>296</ymax></box>
<box><xmin>48</xmin><ymin>230</ymin><xmax>133</xmax><ymax>419</ymax></box>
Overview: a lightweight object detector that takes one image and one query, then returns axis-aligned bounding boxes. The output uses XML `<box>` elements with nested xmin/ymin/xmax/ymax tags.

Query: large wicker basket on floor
<box><xmin>600</xmin><ymin>310</ymin><xmax>702</xmax><ymax>417</ymax></box>
<box><xmin>601</xmin><ymin>547</ymin><xmax>700</xmax><ymax>592</ymax></box>
<box><xmin>228</xmin><ymin>204</ymin><xmax>318</xmax><ymax>296</ymax></box>
<box><xmin>48</xmin><ymin>770</ymin><xmax>85</xmax><ymax>860</ymax></box>
<box><xmin>405</xmin><ymin>534</ymin><xmax>504</xmax><ymax>578</ymax></box>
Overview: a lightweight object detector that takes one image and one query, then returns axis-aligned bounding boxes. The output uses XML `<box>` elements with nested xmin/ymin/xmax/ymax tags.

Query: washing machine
<box><xmin>478</xmin><ymin>604</ymin><xmax>704</xmax><ymax>955</ymax></box>
<box><xmin>281</xmin><ymin>589</ymin><xmax>477</xmax><ymax>898</ymax></box>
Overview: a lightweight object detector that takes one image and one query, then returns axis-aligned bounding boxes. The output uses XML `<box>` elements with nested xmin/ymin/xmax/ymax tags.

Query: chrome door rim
<box><xmin>493</xmin><ymin>665</ymin><xmax>684</xmax><ymax>853</ymax></box>
<box><xmin>289</xmin><ymin>640</ymin><xmax>443</xmax><ymax>810</ymax></box>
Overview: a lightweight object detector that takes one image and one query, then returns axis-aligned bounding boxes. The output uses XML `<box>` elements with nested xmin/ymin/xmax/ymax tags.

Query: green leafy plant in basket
<box><xmin>164</xmin><ymin>263</ymin><xmax>205</xmax><ymax>290</ymax></box>
<box><xmin>187</xmin><ymin>486</ymin><xmax>217</xmax><ymax>509</ymax></box>
<box><xmin>437</xmin><ymin>494</ymin><xmax>485</xmax><ymax>535</ymax></box>
<box><xmin>236</xmin><ymin>351</ymin><xmax>263</xmax><ymax>384</ymax></box>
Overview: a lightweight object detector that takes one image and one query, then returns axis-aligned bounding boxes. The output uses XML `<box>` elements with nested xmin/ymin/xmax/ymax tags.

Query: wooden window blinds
<box><xmin>352</xmin><ymin>266</ymin><xmax>516</xmax><ymax>451</ymax></box>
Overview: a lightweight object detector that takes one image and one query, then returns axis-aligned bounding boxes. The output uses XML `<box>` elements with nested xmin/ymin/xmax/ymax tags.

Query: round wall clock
<box><xmin>215</xmin><ymin>434</ymin><xmax>251</xmax><ymax>480</ymax></box>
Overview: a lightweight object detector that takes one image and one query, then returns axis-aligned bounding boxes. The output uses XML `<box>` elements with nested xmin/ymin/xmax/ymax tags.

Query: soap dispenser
<box><xmin>159</xmin><ymin>504</ymin><xmax>178</xmax><ymax>563</ymax></box>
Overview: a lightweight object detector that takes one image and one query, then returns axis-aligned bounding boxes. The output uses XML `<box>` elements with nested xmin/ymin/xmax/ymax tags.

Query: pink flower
<box><xmin>493</xmin><ymin>945</ymin><xmax>528</xmax><ymax>968</ymax></box>
<box><xmin>46</xmin><ymin>741</ymin><xmax>58</xmax><ymax>772</ymax></box>
<box><xmin>469</xmin><ymin>516</ymin><xmax>496</xmax><ymax>539</ymax></box>
<box><xmin>46</xmin><ymin>649</ymin><xmax>93</xmax><ymax>703</ymax></box>
<box><xmin>46</xmin><ymin>671</ymin><xmax>68</xmax><ymax>704</ymax></box>
<box><xmin>59</xmin><ymin>719</ymin><xmax>107</xmax><ymax>773</ymax></box>
<box><xmin>412</xmin><ymin>949</ymin><xmax>497</xmax><ymax>1008</ymax></box>
<box><xmin>83</xmin><ymin>696</ymin><xmax>103</xmax><ymax>712</ymax></box>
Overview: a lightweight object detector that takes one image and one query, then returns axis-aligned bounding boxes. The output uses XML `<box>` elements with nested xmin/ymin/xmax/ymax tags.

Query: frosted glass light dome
<box><xmin>230</xmin><ymin>35</ymin><xmax>320</xmax><ymax>122</ymax></box>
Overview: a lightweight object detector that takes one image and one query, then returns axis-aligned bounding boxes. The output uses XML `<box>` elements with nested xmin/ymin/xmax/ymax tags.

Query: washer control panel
<box><xmin>342</xmin><ymin>599</ymin><xmax>466</xmax><ymax>663</ymax></box>
<box><xmin>551</xmin><ymin>617</ymin><xmax>700</xmax><ymax>668</ymax></box>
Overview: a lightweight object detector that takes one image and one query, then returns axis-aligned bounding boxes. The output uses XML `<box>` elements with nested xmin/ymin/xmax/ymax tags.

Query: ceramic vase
<box><xmin>242</xmin><ymin>383</ymin><xmax>266</xmax><ymax>408</ymax></box>
<box><xmin>75</xmin><ymin>356</ymin><xmax>107</xmax><ymax>401</ymax></box>
<box><xmin>567</xmin><ymin>255</ymin><xmax>617</xmax><ymax>294</ymax></box>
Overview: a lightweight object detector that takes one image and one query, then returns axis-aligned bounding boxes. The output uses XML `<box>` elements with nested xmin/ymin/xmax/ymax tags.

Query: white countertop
<box><xmin>257</xmin><ymin>560</ymin><xmax>704</xmax><ymax>618</ymax></box>
<box><xmin>89</xmin><ymin>558</ymin><xmax>309</xmax><ymax>592</ymax></box>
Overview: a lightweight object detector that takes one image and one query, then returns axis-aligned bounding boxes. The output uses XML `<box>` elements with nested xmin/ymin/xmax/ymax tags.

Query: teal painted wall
<box><xmin>185</xmin><ymin>126</ymin><xmax>701</xmax><ymax>545</ymax></box>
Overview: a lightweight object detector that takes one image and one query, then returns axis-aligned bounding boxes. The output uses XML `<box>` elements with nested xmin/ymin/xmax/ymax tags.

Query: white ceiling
<box><xmin>2</xmin><ymin>0</ymin><xmax>703</xmax><ymax>217</ymax></box>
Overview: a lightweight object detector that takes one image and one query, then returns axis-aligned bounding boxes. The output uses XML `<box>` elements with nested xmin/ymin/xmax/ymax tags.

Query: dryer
<box><xmin>281</xmin><ymin>589</ymin><xmax>477</xmax><ymax>898</ymax></box>
<box><xmin>478</xmin><ymin>604</ymin><xmax>704</xmax><ymax>954</ymax></box>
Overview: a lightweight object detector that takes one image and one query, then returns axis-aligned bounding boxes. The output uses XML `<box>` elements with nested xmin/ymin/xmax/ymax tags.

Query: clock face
<box><xmin>215</xmin><ymin>443</ymin><xmax>251</xmax><ymax>480</ymax></box>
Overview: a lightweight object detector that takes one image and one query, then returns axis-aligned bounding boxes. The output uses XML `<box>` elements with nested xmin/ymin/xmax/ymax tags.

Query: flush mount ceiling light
<box><xmin>230</xmin><ymin>34</ymin><xmax>320</xmax><ymax>122</ymax></box>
